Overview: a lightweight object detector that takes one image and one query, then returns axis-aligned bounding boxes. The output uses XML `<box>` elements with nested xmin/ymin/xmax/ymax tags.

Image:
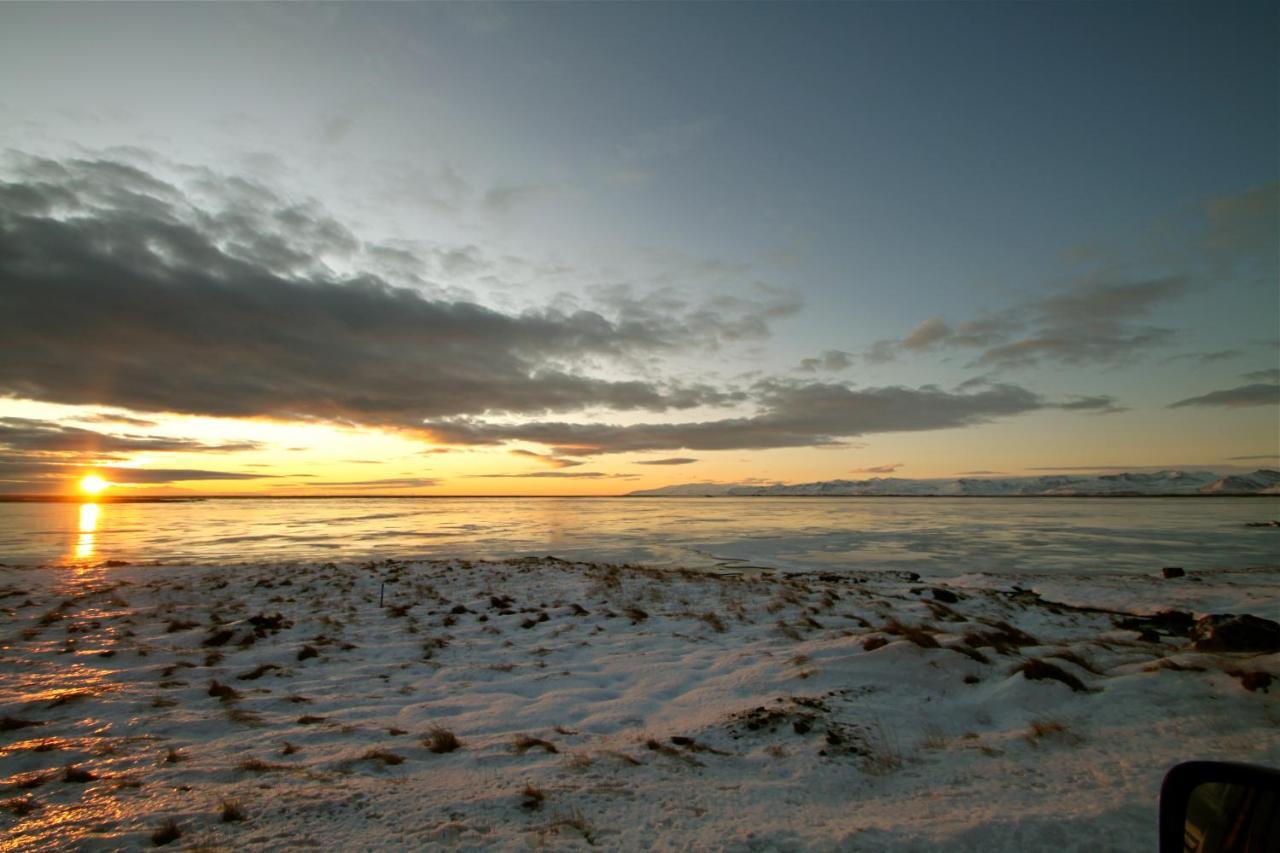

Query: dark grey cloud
<box><xmin>1051</xmin><ymin>395</ymin><xmax>1125</xmax><ymax>414</ymax></box>
<box><xmin>861</xmin><ymin>277</ymin><xmax>1187</xmax><ymax>369</ymax></box>
<box><xmin>852</xmin><ymin>463</ymin><xmax>902</xmax><ymax>474</ymax></box>
<box><xmin>1228</xmin><ymin>454</ymin><xmax>1279</xmax><ymax>461</ymax></box>
<box><xmin>0</xmin><ymin>417</ymin><xmax>260</xmax><ymax>454</ymax></box>
<box><xmin>423</xmin><ymin>381</ymin><xmax>1047</xmax><ymax>455</ymax></box>
<box><xmin>1168</xmin><ymin>383</ymin><xmax>1280</xmax><ymax>409</ymax></box>
<box><xmin>633</xmin><ymin>457</ymin><xmax>699</xmax><ymax>465</ymax></box>
<box><xmin>797</xmin><ymin>350</ymin><xmax>854</xmax><ymax>373</ymax></box>
<box><xmin>1242</xmin><ymin>368</ymin><xmax>1280</xmax><ymax>383</ymax></box>
<box><xmin>77</xmin><ymin>413</ymin><xmax>160</xmax><ymax>428</ymax></box>
<box><xmin>508</xmin><ymin>449</ymin><xmax>584</xmax><ymax>469</ymax></box>
<box><xmin>0</xmin><ymin>454</ymin><xmax>272</xmax><ymax>489</ymax></box>
<box><xmin>1167</xmin><ymin>350</ymin><xmax>1244</xmax><ymax>365</ymax></box>
<box><xmin>0</xmin><ymin>152</ymin><xmax>765</xmax><ymax>430</ymax></box>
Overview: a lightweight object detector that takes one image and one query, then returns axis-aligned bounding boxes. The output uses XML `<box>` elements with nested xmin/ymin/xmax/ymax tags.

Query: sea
<box><xmin>1</xmin><ymin>496</ymin><xmax>1276</xmax><ymax>577</ymax></box>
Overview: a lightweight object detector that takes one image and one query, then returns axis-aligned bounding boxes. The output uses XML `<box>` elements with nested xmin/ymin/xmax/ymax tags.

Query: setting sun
<box><xmin>79</xmin><ymin>474</ymin><xmax>109</xmax><ymax>495</ymax></box>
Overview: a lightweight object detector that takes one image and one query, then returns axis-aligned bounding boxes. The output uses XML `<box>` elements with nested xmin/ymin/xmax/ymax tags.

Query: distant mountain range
<box><xmin>628</xmin><ymin>469</ymin><xmax>1280</xmax><ymax>497</ymax></box>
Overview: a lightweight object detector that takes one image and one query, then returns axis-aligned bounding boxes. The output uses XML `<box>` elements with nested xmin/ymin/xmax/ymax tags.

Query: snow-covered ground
<box><xmin>1</xmin><ymin>558</ymin><xmax>1277</xmax><ymax>851</ymax></box>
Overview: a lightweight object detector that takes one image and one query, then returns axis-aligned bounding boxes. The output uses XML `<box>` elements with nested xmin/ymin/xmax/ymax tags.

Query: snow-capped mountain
<box><xmin>628</xmin><ymin>469</ymin><xmax>1280</xmax><ymax>497</ymax></box>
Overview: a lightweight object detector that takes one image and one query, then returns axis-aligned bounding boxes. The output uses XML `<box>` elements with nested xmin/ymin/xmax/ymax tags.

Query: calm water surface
<box><xmin>2</xmin><ymin>496</ymin><xmax>1277</xmax><ymax>576</ymax></box>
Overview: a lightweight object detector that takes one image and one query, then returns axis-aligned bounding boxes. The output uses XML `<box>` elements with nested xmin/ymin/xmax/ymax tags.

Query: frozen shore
<box><xmin>1</xmin><ymin>557</ymin><xmax>1277</xmax><ymax>851</ymax></box>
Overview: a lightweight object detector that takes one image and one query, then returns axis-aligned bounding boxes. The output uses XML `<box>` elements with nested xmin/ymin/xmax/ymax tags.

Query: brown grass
<box><xmin>163</xmin><ymin>747</ymin><xmax>187</xmax><ymax>764</ymax></box>
<box><xmin>237</xmin><ymin>758</ymin><xmax>288</xmax><ymax>772</ymax></box>
<box><xmin>860</xmin><ymin>721</ymin><xmax>903</xmax><ymax>775</ymax></box>
<box><xmin>296</xmin><ymin>715</ymin><xmax>326</xmax><ymax>725</ymax></box>
<box><xmin>62</xmin><ymin>765</ymin><xmax>96</xmax><ymax>783</ymax></box>
<box><xmin>520</xmin><ymin>784</ymin><xmax>546</xmax><ymax>810</ymax></box>
<box><xmin>47</xmin><ymin>690</ymin><xmax>95</xmax><ymax>708</ymax></box>
<box><xmin>1045</xmin><ymin>649</ymin><xmax>1102</xmax><ymax>675</ymax></box>
<box><xmin>220</xmin><ymin>798</ymin><xmax>246</xmax><ymax>822</ymax></box>
<box><xmin>423</xmin><ymin>726</ymin><xmax>461</xmax><ymax>754</ymax></box>
<box><xmin>236</xmin><ymin>664</ymin><xmax>281</xmax><ymax>681</ymax></box>
<box><xmin>882</xmin><ymin>620</ymin><xmax>940</xmax><ymax>649</ymax></box>
<box><xmin>513</xmin><ymin>735</ymin><xmax>559</xmax><ymax>754</ymax></box>
<box><xmin>1014</xmin><ymin>658</ymin><xmax>1089</xmax><ymax>693</ymax></box>
<box><xmin>0</xmin><ymin>796</ymin><xmax>40</xmax><ymax>816</ymax></box>
<box><xmin>546</xmin><ymin>807</ymin><xmax>596</xmax><ymax>844</ymax></box>
<box><xmin>0</xmin><ymin>716</ymin><xmax>42</xmax><ymax>732</ymax></box>
<box><xmin>699</xmin><ymin>611</ymin><xmax>726</xmax><ymax>633</ymax></box>
<box><xmin>151</xmin><ymin>818</ymin><xmax>182</xmax><ymax>846</ymax></box>
<box><xmin>861</xmin><ymin>635</ymin><xmax>888</xmax><ymax>652</ymax></box>
<box><xmin>362</xmin><ymin>748</ymin><xmax>406</xmax><ymax>766</ymax></box>
<box><xmin>280</xmin><ymin>741</ymin><xmax>299</xmax><ymax>756</ymax></box>
<box><xmin>207</xmin><ymin>680</ymin><xmax>241</xmax><ymax>702</ymax></box>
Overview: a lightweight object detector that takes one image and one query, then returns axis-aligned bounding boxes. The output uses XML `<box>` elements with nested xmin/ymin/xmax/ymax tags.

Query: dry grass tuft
<box><xmin>1</xmin><ymin>795</ymin><xmax>40</xmax><ymax>816</ymax></box>
<box><xmin>151</xmin><ymin>818</ymin><xmax>182</xmax><ymax>846</ymax></box>
<box><xmin>922</xmin><ymin>725</ymin><xmax>949</xmax><ymax>750</ymax></box>
<box><xmin>699</xmin><ymin>611</ymin><xmax>726</xmax><ymax>633</ymax></box>
<box><xmin>61</xmin><ymin>765</ymin><xmax>96</xmax><ymax>784</ymax></box>
<box><xmin>236</xmin><ymin>663</ymin><xmax>281</xmax><ymax>681</ymax></box>
<box><xmin>861</xmin><ymin>635</ymin><xmax>888</xmax><ymax>652</ymax></box>
<box><xmin>207</xmin><ymin>680</ymin><xmax>241</xmax><ymax>702</ymax></box>
<box><xmin>47</xmin><ymin>690</ymin><xmax>95</xmax><ymax>708</ymax></box>
<box><xmin>280</xmin><ymin>741</ymin><xmax>299</xmax><ymax>756</ymax></box>
<box><xmin>237</xmin><ymin>758</ymin><xmax>288</xmax><ymax>772</ymax></box>
<box><xmin>362</xmin><ymin>748</ymin><xmax>406</xmax><ymax>766</ymax></box>
<box><xmin>1045</xmin><ymin>648</ymin><xmax>1102</xmax><ymax>675</ymax></box>
<box><xmin>296</xmin><ymin>715</ymin><xmax>326</xmax><ymax>725</ymax></box>
<box><xmin>1014</xmin><ymin>658</ymin><xmax>1089</xmax><ymax>693</ymax></box>
<box><xmin>423</xmin><ymin>726</ymin><xmax>462</xmax><ymax>754</ymax></box>
<box><xmin>163</xmin><ymin>747</ymin><xmax>187</xmax><ymax>764</ymax></box>
<box><xmin>220</xmin><ymin>798</ymin><xmax>246</xmax><ymax>823</ymax></box>
<box><xmin>0</xmin><ymin>716</ymin><xmax>42</xmax><ymax>732</ymax></box>
<box><xmin>860</xmin><ymin>721</ymin><xmax>903</xmax><ymax>775</ymax></box>
<box><xmin>564</xmin><ymin>752</ymin><xmax>594</xmax><ymax>770</ymax></box>
<box><xmin>546</xmin><ymin>807</ymin><xmax>596</xmax><ymax>844</ymax></box>
<box><xmin>882</xmin><ymin>620</ymin><xmax>940</xmax><ymax>649</ymax></box>
<box><xmin>513</xmin><ymin>735</ymin><xmax>559</xmax><ymax>754</ymax></box>
<box><xmin>520</xmin><ymin>784</ymin><xmax>546</xmax><ymax>810</ymax></box>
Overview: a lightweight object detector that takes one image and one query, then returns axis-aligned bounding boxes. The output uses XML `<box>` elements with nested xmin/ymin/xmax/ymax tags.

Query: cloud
<box><xmin>861</xmin><ymin>277</ymin><xmax>1187</xmax><ymax>369</ymax></box>
<box><xmin>423</xmin><ymin>381</ymin><xmax>1048</xmax><ymax>455</ymax></box>
<box><xmin>902</xmin><ymin>317</ymin><xmax>952</xmax><ymax>351</ymax></box>
<box><xmin>852</xmin><ymin>463</ymin><xmax>902</xmax><ymax>474</ymax></box>
<box><xmin>1228</xmin><ymin>454</ymin><xmax>1279</xmax><ymax>461</ymax></box>
<box><xmin>1168</xmin><ymin>383</ymin><xmax>1280</xmax><ymax>409</ymax></box>
<box><xmin>633</xmin><ymin>457</ymin><xmax>699</xmax><ymax>465</ymax></box>
<box><xmin>1051</xmin><ymin>395</ymin><xmax>1125</xmax><ymax>414</ymax></box>
<box><xmin>508</xmin><ymin>449</ymin><xmax>583</xmax><ymax>469</ymax></box>
<box><xmin>797</xmin><ymin>350</ymin><xmax>854</xmax><ymax>372</ymax></box>
<box><xmin>0</xmin><ymin>152</ymin><xmax>773</xmax><ymax>432</ymax></box>
<box><xmin>1167</xmin><ymin>350</ymin><xmax>1244</xmax><ymax>365</ymax></box>
<box><xmin>294</xmin><ymin>477</ymin><xmax>440</xmax><ymax>489</ymax></box>
<box><xmin>77</xmin><ymin>413</ymin><xmax>160</xmax><ymax>428</ymax></box>
<box><xmin>1242</xmin><ymin>368</ymin><xmax>1280</xmax><ymax>382</ymax></box>
<box><xmin>467</xmin><ymin>471</ymin><xmax>637</xmax><ymax>479</ymax></box>
<box><xmin>0</xmin><ymin>417</ymin><xmax>260</xmax><ymax>454</ymax></box>
<box><xmin>0</xmin><ymin>454</ymin><xmax>271</xmax><ymax>489</ymax></box>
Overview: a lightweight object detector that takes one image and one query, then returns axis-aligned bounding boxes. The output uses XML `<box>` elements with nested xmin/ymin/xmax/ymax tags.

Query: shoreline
<box><xmin>2</xmin><ymin>558</ymin><xmax>1277</xmax><ymax>849</ymax></box>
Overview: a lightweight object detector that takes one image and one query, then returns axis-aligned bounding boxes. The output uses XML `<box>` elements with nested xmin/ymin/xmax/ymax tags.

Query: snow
<box><xmin>630</xmin><ymin>469</ymin><xmax>1280</xmax><ymax>497</ymax></box>
<box><xmin>1</xmin><ymin>558</ymin><xmax>1277</xmax><ymax>850</ymax></box>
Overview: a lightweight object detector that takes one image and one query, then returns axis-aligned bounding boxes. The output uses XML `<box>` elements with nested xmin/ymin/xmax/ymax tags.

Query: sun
<box><xmin>79</xmin><ymin>475</ymin><xmax>109</xmax><ymax>495</ymax></box>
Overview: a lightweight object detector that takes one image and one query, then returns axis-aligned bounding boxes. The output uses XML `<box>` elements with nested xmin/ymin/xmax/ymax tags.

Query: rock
<box><xmin>931</xmin><ymin>588</ymin><xmax>959</xmax><ymax>603</ymax></box>
<box><xmin>1228</xmin><ymin>670</ymin><xmax>1272</xmax><ymax>692</ymax></box>
<box><xmin>1191</xmin><ymin>614</ymin><xmax>1280</xmax><ymax>653</ymax></box>
<box><xmin>1116</xmin><ymin>610</ymin><xmax>1194</xmax><ymax>638</ymax></box>
<box><xmin>1162</xmin><ymin>567</ymin><xmax>1185</xmax><ymax>579</ymax></box>
<box><xmin>1244</xmin><ymin>520</ymin><xmax>1280</xmax><ymax>528</ymax></box>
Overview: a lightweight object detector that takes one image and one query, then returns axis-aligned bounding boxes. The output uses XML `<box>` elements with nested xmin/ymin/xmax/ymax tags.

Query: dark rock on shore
<box><xmin>1161</xmin><ymin>567</ymin><xmax>1185</xmax><ymax>579</ymax></box>
<box><xmin>1191</xmin><ymin>614</ymin><xmax>1280</xmax><ymax>653</ymax></box>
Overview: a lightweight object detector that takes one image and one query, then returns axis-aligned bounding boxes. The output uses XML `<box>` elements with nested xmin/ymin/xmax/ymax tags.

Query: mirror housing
<box><xmin>1160</xmin><ymin>761</ymin><xmax>1280</xmax><ymax>853</ymax></box>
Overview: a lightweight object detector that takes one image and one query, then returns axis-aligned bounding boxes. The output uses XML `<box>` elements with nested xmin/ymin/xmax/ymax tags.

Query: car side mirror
<box><xmin>1160</xmin><ymin>761</ymin><xmax>1280</xmax><ymax>852</ymax></box>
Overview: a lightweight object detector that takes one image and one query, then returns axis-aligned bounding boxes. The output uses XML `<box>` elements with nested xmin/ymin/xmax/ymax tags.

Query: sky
<box><xmin>0</xmin><ymin>1</ymin><xmax>1276</xmax><ymax>496</ymax></box>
